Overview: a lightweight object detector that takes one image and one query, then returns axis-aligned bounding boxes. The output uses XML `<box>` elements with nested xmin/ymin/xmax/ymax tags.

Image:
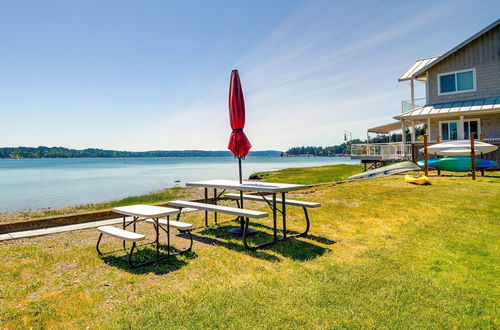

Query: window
<box><xmin>440</xmin><ymin>121</ymin><xmax>458</xmax><ymax>140</ymax></box>
<box><xmin>464</xmin><ymin>119</ymin><xmax>480</xmax><ymax>139</ymax></box>
<box><xmin>440</xmin><ymin>119</ymin><xmax>481</xmax><ymax>140</ymax></box>
<box><xmin>438</xmin><ymin>69</ymin><xmax>476</xmax><ymax>95</ymax></box>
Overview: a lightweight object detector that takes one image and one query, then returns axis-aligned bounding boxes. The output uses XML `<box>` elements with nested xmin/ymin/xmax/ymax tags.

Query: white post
<box><xmin>401</xmin><ymin>120</ymin><xmax>406</xmax><ymax>158</ymax></box>
<box><xmin>459</xmin><ymin>115</ymin><xmax>464</xmax><ymax>140</ymax></box>
<box><xmin>410</xmin><ymin>79</ymin><xmax>415</xmax><ymax>109</ymax></box>
<box><xmin>366</xmin><ymin>131</ymin><xmax>370</xmax><ymax>155</ymax></box>
<box><xmin>411</xmin><ymin>121</ymin><xmax>416</xmax><ymax>143</ymax></box>
<box><xmin>427</xmin><ymin>118</ymin><xmax>431</xmax><ymax>142</ymax></box>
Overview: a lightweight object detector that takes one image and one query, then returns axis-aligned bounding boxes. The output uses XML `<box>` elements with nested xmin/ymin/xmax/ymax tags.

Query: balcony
<box><xmin>350</xmin><ymin>142</ymin><xmax>413</xmax><ymax>161</ymax></box>
<box><xmin>401</xmin><ymin>98</ymin><xmax>426</xmax><ymax>113</ymax></box>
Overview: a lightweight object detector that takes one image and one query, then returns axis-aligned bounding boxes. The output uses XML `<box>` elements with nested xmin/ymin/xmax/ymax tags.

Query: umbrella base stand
<box><xmin>228</xmin><ymin>227</ymin><xmax>257</xmax><ymax>235</ymax></box>
<box><xmin>228</xmin><ymin>217</ymin><xmax>258</xmax><ymax>235</ymax></box>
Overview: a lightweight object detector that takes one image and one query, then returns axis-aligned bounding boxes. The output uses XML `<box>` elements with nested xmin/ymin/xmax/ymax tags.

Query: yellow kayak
<box><xmin>404</xmin><ymin>174</ymin><xmax>430</xmax><ymax>185</ymax></box>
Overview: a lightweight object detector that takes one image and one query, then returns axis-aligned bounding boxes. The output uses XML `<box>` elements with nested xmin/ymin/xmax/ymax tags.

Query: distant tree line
<box><xmin>283</xmin><ymin>139</ymin><xmax>364</xmax><ymax>156</ymax></box>
<box><xmin>0</xmin><ymin>146</ymin><xmax>282</xmax><ymax>159</ymax></box>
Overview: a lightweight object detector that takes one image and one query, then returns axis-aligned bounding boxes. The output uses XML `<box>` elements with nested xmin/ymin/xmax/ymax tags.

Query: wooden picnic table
<box><xmin>185</xmin><ymin>179</ymin><xmax>307</xmax><ymax>249</ymax></box>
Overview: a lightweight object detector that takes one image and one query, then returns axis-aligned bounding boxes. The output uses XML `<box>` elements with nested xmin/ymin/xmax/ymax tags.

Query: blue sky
<box><xmin>1</xmin><ymin>0</ymin><xmax>499</xmax><ymax>151</ymax></box>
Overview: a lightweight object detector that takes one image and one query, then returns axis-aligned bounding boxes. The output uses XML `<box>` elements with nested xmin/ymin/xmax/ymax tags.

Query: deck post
<box><xmin>459</xmin><ymin>116</ymin><xmax>465</xmax><ymax>140</ymax></box>
<box><xmin>411</xmin><ymin>121</ymin><xmax>416</xmax><ymax>143</ymax></box>
<box><xmin>480</xmin><ymin>134</ymin><xmax>484</xmax><ymax>176</ymax></box>
<box><xmin>436</xmin><ymin>136</ymin><xmax>441</xmax><ymax>176</ymax></box>
<box><xmin>423</xmin><ymin>135</ymin><xmax>429</xmax><ymax>177</ymax></box>
<box><xmin>427</xmin><ymin>118</ymin><xmax>431</xmax><ymax>142</ymax></box>
<box><xmin>471</xmin><ymin>132</ymin><xmax>476</xmax><ymax>180</ymax></box>
<box><xmin>401</xmin><ymin>120</ymin><xmax>406</xmax><ymax>158</ymax></box>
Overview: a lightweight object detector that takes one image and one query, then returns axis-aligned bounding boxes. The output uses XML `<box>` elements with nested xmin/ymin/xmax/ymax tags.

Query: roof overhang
<box><xmin>394</xmin><ymin>97</ymin><xmax>500</xmax><ymax>120</ymax></box>
<box><xmin>398</xmin><ymin>57</ymin><xmax>439</xmax><ymax>82</ymax></box>
<box><xmin>368</xmin><ymin>121</ymin><xmax>403</xmax><ymax>134</ymax></box>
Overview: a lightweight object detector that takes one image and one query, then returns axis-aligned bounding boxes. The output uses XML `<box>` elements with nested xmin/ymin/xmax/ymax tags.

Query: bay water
<box><xmin>0</xmin><ymin>156</ymin><xmax>358</xmax><ymax>212</ymax></box>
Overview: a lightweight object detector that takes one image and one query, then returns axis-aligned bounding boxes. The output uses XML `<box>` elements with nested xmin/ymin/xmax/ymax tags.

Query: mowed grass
<box><xmin>0</xmin><ymin>166</ymin><xmax>499</xmax><ymax>328</ymax></box>
<box><xmin>250</xmin><ymin>163</ymin><xmax>362</xmax><ymax>184</ymax></box>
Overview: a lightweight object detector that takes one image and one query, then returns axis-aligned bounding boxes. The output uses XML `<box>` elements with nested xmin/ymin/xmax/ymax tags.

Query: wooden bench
<box><xmin>96</xmin><ymin>225</ymin><xmax>146</xmax><ymax>268</ymax></box>
<box><xmin>223</xmin><ymin>193</ymin><xmax>321</xmax><ymax>238</ymax></box>
<box><xmin>168</xmin><ymin>200</ymin><xmax>268</xmax><ymax>219</ymax></box>
<box><xmin>223</xmin><ymin>193</ymin><xmax>321</xmax><ymax>208</ymax></box>
<box><xmin>97</xmin><ymin>225</ymin><xmax>146</xmax><ymax>241</ymax></box>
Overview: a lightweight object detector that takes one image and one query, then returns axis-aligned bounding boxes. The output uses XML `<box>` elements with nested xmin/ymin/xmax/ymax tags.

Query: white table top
<box><xmin>112</xmin><ymin>204</ymin><xmax>180</xmax><ymax>218</ymax></box>
<box><xmin>185</xmin><ymin>179</ymin><xmax>306</xmax><ymax>193</ymax></box>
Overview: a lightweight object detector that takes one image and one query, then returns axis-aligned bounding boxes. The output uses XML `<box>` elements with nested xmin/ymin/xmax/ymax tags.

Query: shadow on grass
<box><xmin>191</xmin><ymin>228</ymin><xmax>281</xmax><ymax>262</ymax></box>
<box><xmin>248</xmin><ymin>222</ymin><xmax>338</xmax><ymax>245</ymax></box>
<box><xmin>100</xmin><ymin>241</ymin><xmax>197</xmax><ymax>275</ymax></box>
<box><xmin>431</xmin><ymin>173</ymin><xmax>500</xmax><ymax>178</ymax></box>
<box><xmin>195</xmin><ymin>222</ymin><xmax>332</xmax><ymax>262</ymax></box>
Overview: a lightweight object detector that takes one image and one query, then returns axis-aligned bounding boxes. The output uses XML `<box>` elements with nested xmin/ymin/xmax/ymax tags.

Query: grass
<box><xmin>0</xmin><ymin>166</ymin><xmax>499</xmax><ymax>328</ymax></box>
<box><xmin>249</xmin><ymin>163</ymin><xmax>362</xmax><ymax>183</ymax></box>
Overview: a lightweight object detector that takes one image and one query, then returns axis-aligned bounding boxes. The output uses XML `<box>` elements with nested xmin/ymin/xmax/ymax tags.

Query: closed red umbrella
<box><xmin>228</xmin><ymin>69</ymin><xmax>251</xmax><ymax>183</ymax></box>
<box><xmin>227</xmin><ymin>70</ymin><xmax>254</xmax><ymax>235</ymax></box>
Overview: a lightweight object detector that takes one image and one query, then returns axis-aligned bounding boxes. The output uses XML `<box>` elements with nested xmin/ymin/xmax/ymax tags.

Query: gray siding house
<box><xmin>396</xmin><ymin>18</ymin><xmax>500</xmax><ymax>143</ymax></box>
<box><xmin>352</xmin><ymin>19</ymin><xmax>500</xmax><ymax>163</ymax></box>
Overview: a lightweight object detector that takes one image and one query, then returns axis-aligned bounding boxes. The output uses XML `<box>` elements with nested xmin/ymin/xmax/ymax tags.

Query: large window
<box><xmin>438</xmin><ymin>69</ymin><xmax>476</xmax><ymax>95</ymax></box>
<box><xmin>439</xmin><ymin>119</ymin><xmax>481</xmax><ymax>141</ymax></box>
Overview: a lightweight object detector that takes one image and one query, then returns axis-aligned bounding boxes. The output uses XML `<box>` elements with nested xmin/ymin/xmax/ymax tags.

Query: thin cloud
<box><xmin>136</xmin><ymin>1</ymin><xmax>455</xmax><ymax>151</ymax></box>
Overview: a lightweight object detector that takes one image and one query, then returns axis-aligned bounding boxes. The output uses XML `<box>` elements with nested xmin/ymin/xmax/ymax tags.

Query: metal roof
<box><xmin>394</xmin><ymin>97</ymin><xmax>500</xmax><ymax>120</ymax></box>
<box><xmin>368</xmin><ymin>122</ymin><xmax>403</xmax><ymax>134</ymax></box>
<box><xmin>412</xmin><ymin>18</ymin><xmax>500</xmax><ymax>78</ymax></box>
<box><xmin>398</xmin><ymin>57</ymin><xmax>439</xmax><ymax>82</ymax></box>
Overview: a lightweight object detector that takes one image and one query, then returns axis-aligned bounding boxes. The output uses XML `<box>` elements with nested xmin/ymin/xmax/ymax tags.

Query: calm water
<box><xmin>0</xmin><ymin>156</ymin><xmax>358</xmax><ymax>212</ymax></box>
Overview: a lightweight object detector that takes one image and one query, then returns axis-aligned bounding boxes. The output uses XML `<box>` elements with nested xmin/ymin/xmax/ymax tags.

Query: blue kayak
<box><xmin>417</xmin><ymin>157</ymin><xmax>498</xmax><ymax>172</ymax></box>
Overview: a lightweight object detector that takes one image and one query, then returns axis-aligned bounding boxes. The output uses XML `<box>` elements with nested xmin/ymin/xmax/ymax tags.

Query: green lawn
<box><xmin>250</xmin><ymin>163</ymin><xmax>362</xmax><ymax>183</ymax></box>
<box><xmin>0</xmin><ymin>166</ymin><xmax>499</xmax><ymax>328</ymax></box>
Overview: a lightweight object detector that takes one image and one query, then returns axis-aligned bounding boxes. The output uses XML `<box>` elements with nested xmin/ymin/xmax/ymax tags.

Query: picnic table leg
<box><xmin>240</xmin><ymin>190</ymin><xmax>245</xmax><ymax>233</ymax></box>
<box><xmin>273</xmin><ymin>193</ymin><xmax>277</xmax><ymax>242</ymax></box>
<box><xmin>122</xmin><ymin>215</ymin><xmax>126</xmax><ymax>251</ymax></box>
<box><xmin>213</xmin><ymin>188</ymin><xmax>218</xmax><ymax>225</ymax></box>
<box><xmin>155</xmin><ymin>217</ymin><xmax>160</xmax><ymax>260</ymax></box>
<box><xmin>242</xmin><ymin>217</ymin><xmax>251</xmax><ymax>249</ymax></box>
<box><xmin>167</xmin><ymin>216</ymin><xmax>170</xmax><ymax>257</ymax></box>
<box><xmin>204</xmin><ymin>188</ymin><xmax>209</xmax><ymax>227</ymax></box>
<box><xmin>282</xmin><ymin>192</ymin><xmax>287</xmax><ymax>239</ymax></box>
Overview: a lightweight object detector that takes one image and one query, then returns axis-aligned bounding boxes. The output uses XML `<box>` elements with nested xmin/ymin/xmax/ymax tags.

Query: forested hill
<box><xmin>283</xmin><ymin>139</ymin><xmax>364</xmax><ymax>157</ymax></box>
<box><xmin>0</xmin><ymin>146</ymin><xmax>282</xmax><ymax>159</ymax></box>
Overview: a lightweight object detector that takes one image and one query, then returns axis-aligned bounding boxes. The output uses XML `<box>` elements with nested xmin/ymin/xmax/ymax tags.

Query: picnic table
<box><xmin>111</xmin><ymin>205</ymin><xmax>182</xmax><ymax>267</ymax></box>
<box><xmin>185</xmin><ymin>179</ymin><xmax>307</xmax><ymax>249</ymax></box>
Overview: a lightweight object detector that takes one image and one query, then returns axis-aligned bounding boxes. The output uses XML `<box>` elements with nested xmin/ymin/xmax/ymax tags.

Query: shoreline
<box><xmin>0</xmin><ymin>163</ymin><xmax>362</xmax><ymax>224</ymax></box>
<box><xmin>0</xmin><ymin>160</ymin><xmax>359</xmax><ymax>215</ymax></box>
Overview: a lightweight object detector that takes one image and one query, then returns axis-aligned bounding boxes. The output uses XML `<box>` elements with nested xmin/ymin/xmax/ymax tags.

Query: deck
<box><xmin>350</xmin><ymin>142</ymin><xmax>412</xmax><ymax>161</ymax></box>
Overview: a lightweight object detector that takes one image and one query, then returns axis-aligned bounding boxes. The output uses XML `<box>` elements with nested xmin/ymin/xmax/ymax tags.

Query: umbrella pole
<box><xmin>238</xmin><ymin>157</ymin><xmax>243</xmax><ymax>184</ymax></box>
<box><xmin>238</xmin><ymin>157</ymin><xmax>244</xmax><ymax>233</ymax></box>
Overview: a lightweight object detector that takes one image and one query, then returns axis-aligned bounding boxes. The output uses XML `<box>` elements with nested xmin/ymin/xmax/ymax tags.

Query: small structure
<box><xmin>352</xmin><ymin>18</ymin><xmax>500</xmax><ymax>167</ymax></box>
<box><xmin>350</xmin><ymin>121</ymin><xmax>413</xmax><ymax>166</ymax></box>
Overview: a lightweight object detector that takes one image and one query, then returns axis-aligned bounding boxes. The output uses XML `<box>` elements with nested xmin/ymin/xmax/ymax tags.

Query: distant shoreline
<box><xmin>0</xmin><ymin>146</ymin><xmax>283</xmax><ymax>159</ymax></box>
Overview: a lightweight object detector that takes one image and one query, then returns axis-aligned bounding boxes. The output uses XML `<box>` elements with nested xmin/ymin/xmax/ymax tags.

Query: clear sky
<box><xmin>1</xmin><ymin>0</ymin><xmax>499</xmax><ymax>151</ymax></box>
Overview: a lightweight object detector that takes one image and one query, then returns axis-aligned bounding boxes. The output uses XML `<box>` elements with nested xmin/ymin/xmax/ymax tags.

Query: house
<box><xmin>351</xmin><ymin>18</ymin><xmax>500</xmax><ymax>165</ymax></box>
